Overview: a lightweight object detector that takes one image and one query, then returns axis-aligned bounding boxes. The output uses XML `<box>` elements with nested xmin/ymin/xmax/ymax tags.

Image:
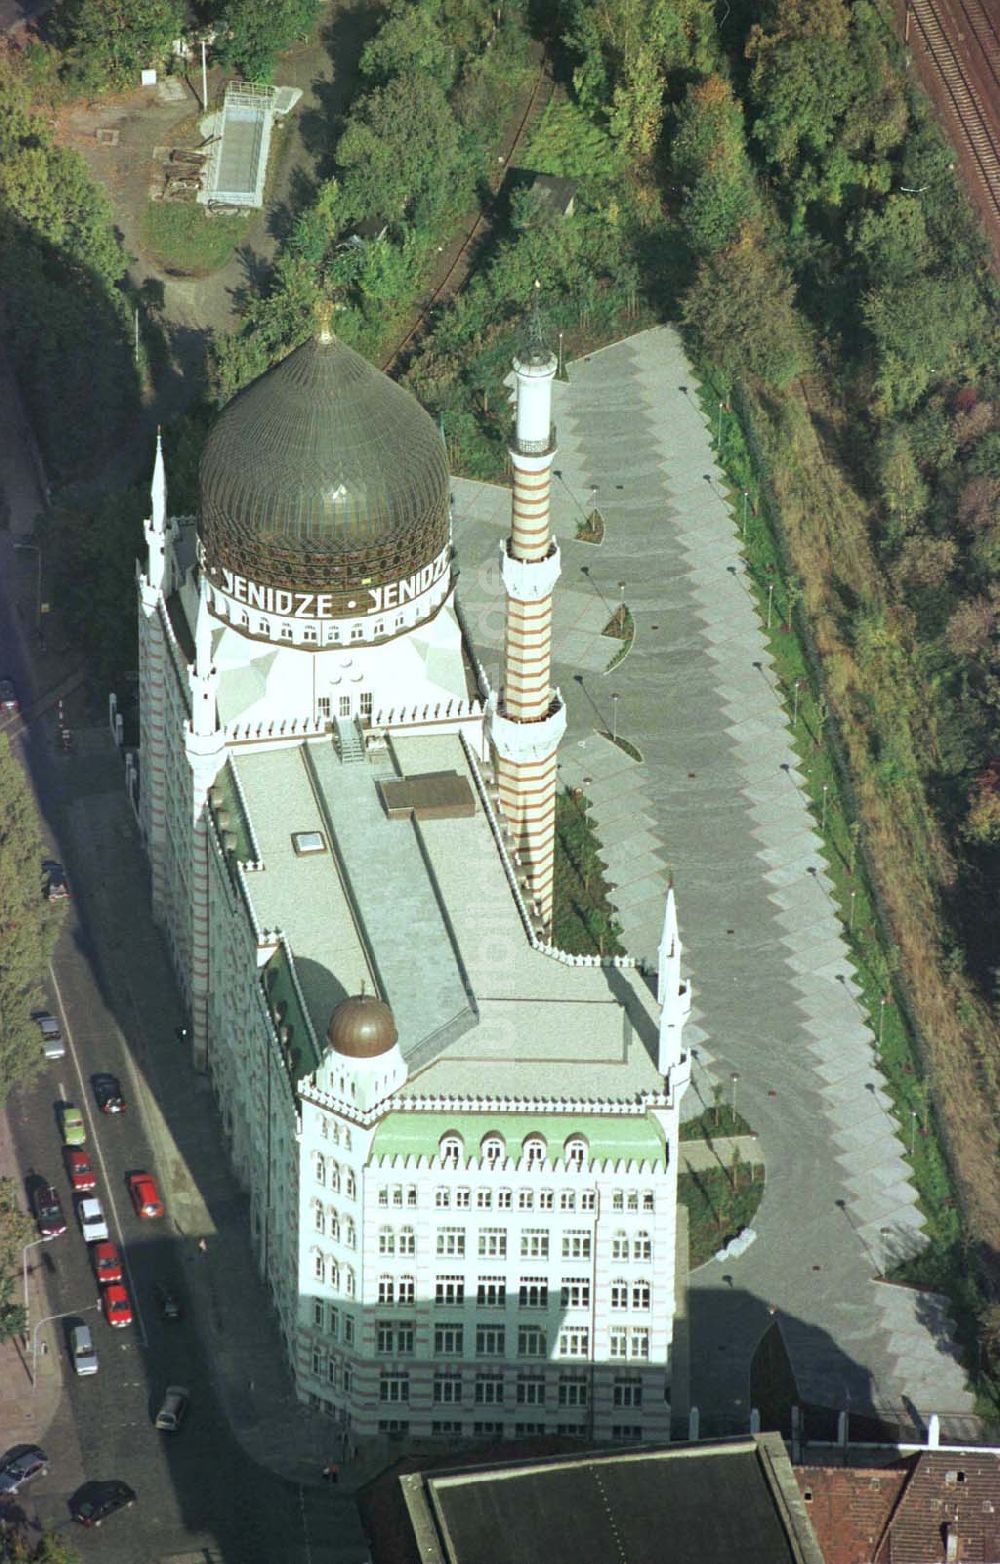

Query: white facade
<box><xmin>136</xmin><ymin>337</ymin><xmax>690</xmax><ymax>1450</ymax></box>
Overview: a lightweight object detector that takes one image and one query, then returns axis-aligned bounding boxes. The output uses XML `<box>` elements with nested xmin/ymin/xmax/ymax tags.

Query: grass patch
<box><xmin>679</xmin><ymin>1104</ymin><xmax>754</xmax><ymax>1141</ymax></box>
<box><xmin>552</xmin><ymin>789</ymin><xmax>624</xmax><ymax>957</ymax></box>
<box><xmin>576</xmin><ymin>508</ymin><xmax>605</xmax><ymax>544</ymax></box>
<box><xmin>680</xmin><ymin>1163</ymin><xmax>765</xmax><ymax>1269</ymax></box>
<box><xmin>139</xmin><ymin>201</ymin><xmax>251</xmax><ymax>275</ymax></box>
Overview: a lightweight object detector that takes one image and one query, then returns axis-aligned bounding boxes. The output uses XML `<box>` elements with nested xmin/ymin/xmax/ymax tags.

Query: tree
<box><xmin>565</xmin><ymin>0</ymin><xmax>713</xmax><ymax>141</ymax></box>
<box><xmin>0</xmin><ymin>736</ymin><xmax>55</xmax><ymax>1107</ymax></box>
<box><xmin>876</xmin><ymin>426</ymin><xmax>927</xmax><ymax>543</ymax></box>
<box><xmin>0</xmin><ymin>1177</ymin><xmax>31</xmax><ymax>1343</ymax></box>
<box><xmin>214</xmin><ymin>0</ymin><xmax>320</xmax><ymax>81</ymax></box>
<box><xmin>671</xmin><ymin>76</ymin><xmax>760</xmax><ymax>258</ymax></box>
<box><xmin>40</xmin><ymin>487</ymin><xmax>145</xmax><ymax>688</ymax></box>
<box><xmin>54</xmin><ymin>0</ymin><xmax>183</xmax><ymax>92</ymax></box>
<box><xmin>681</xmin><ymin>221</ymin><xmax>808</xmax><ymax>389</ymax></box>
<box><xmin>359</xmin><ymin>0</ymin><xmax>454</xmax><ymax>89</ymax></box>
<box><xmin>336</xmin><ymin>74</ymin><xmax>466</xmax><ymax>230</ymax></box>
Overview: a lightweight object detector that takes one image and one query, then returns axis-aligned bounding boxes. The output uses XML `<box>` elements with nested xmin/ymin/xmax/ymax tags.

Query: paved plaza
<box><xmin>452</xmin><ymin>326</ymin><xmax>977</xmax><ymax>1434</ymax></box>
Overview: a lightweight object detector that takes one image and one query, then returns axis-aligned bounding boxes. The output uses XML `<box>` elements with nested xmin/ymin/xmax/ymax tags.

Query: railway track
<box><xmin>380</xmin><ymin>63</ymin><xmax>555</xmax><ymax>374</ymax></box>
<box><xmin>950</xmin><ymin>0</ymin><xmax>1000</xmax><ymax>97</ymax></box>
<box><xmin>908</xmin><ymin>0</ymin><xmax>1000</xmax><ymax>222</ymax></box>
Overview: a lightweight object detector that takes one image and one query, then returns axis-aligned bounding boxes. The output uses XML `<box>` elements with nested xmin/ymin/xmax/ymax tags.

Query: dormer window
<box><xmin>440</xmin><ymin>1133</ymin><xmax>464</xmax><ymax>1168</ymax></box>
<box><xmin>523</xmin><ymin>1135</ymin><xmax>546</xmax><ymax>1169</ymax></box>
<box><xmin>564</xmin><ymin>1136</ymin><xmax>588</xmax><ymax>1171</ymax></box>
<box><xmin>481</xmin><ymin>1134</ymin><xmax>505</xmax><ymax>1168</ymax></box>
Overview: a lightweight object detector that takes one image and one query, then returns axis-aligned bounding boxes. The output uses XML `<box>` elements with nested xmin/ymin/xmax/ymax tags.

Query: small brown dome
<box><xmin>327</xmin><ymin>993</ymin><xmax>398</xmax><ymax>1059</ymax></box>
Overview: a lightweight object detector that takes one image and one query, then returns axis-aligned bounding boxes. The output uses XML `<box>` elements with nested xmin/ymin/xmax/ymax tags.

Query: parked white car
<box><xmin>77</xmin><ymin>1197</ymin><xmax>109</xmax><ymax>1244</ymax></box>
<box><xmin>70</xmin><ymin>1322</ymin><xmax>98</xmax><ymax>1376</ymax></box>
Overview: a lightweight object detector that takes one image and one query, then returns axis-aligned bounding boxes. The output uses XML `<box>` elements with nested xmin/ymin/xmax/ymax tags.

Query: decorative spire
<box><xmin>657</xmin><ymin>880</ymin><xmax>678</xmax><ymax>1003</ymax></box>
<box><xmin>151</xmin><ymin>426</ymin><xmax>166</xmax><ymax>534</ymax></box>
<box><xmin>315</xmin><ymin>298</ymin><xmax>334</xmax><ymax>346</ymax></box>
<box><xmin>656</xmin><ymin>880</ymin><xmax>691</xmax><ymax>1080</ymax></box>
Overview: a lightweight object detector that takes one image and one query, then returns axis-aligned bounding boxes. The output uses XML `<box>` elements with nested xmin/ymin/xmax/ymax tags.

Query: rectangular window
<box><xmin>378</xmin><ymin>1187</ymin><xmax>389</xmax><ymax>1208</ymax></box>
<box><xmin>433</xmin><ymin>1375</ymin><xmax>463</xmax><ymax>1405</ymax></box>
<box><xmin>377</xmin><ymin>1279</ymin><xmax>394</xmax><ymax>1305</ymax></box>
<box><xmin>329</xmin><ymin>1307</ymin><xmax>340</xmax><ymax>1340</ymax></box>
<box><xmin>517</xmin><ymin>1326</ymin><xmax>547</xmax><ymax>1358</ymax></box>
<box><xmin>407</xmin><ymin>1187</ymin><xmax>418</xmax><ymax>1206</ymax></box>
<box><xmin>473</xmin><ymin>1421</ymin><xmax>504</xmax><ymax>1436</ymax></box>
<box><xmin>313</xmin><ymin>1299</ymin><xmax>325</xmax><ymax>1328</ymax></box>
<box><xmin>474</xmin><ymin>1375</ymin><xmax>504</xmax><ymax>1405</ymax></box>
<box><xmin>377</xmin><ymin>1321</ymin><xmax>394</xmax><ymax>1353</ymax></box>
<box><xmin>518</xmin><ymin>1190</ymin><xmax>534</xmax><ymax>1210</ymax></box>
<box><xmin>360</xmin><ymin>692</ymin><xmax>373</xmax><ymax>718</ymax></box>
<box><xmin>456</xmin><ymin>1188</ymin><xmax>471</xmax><ymax>1209</ymax></box>
<box><xmin>613</xmin><ymin>1380</ymin><xmax>643</xmax><ymax>1408</ymax></box>
<box><xmin>632</xmin><ymin>1283</ymin><xmax>651</xmax><ymax>1310</ymax></box>
<box><xmin>634</xmin><ymin>1233</ymin><xmax>651</xmax><ymax>1260</ymax></box>
<box><xmin>379</xmin><ymin>1373</ymin><xmax>410</xmax><ymax>1403</ymax></box>
<box><xmin>435</xmin><ymin>1276</ymin><xmax>465</xmax><ymax>1306</ymax></box>
<box><xmin>434</xmin><ymin>1324</ymin><xmax>464</xmax><ymax>1355</ymax></box>
<box><xmin>518</xmin><ymin>1280</ymin><xmax>548</xmax><ymax>1309</ymax></box>
<box><xmin>610</xmin><ymin>1329</ymin><xmax>628</xmax><ymax>1360</ymax></box>
<box><xmin>516</xmin><ymin>1378</ymin><xmax>546</xmax><ymax>1405</ymax></box>
<box><xmin>558</xmin><ymin>1329</ymin><xmax>590</xmax><ymax>1359</ymax></box>
<box><xmin>338</xmin><ymin>695</ymin><xmax>352</xmax><ymax>717</ymax></box>
<box><xmin>344</xmin><ymin>1317</ymin><xmax>354</xmax><ymax>1345</ymax></box>
<box><xmin>561</xmin><ymin>1279</ymin><xmax>590</xmax><ymax>1309</ymax></box>
<box><xmin>560</xmin><ymin>1192</ymin><xmax>576</xmax><ymax>1211</ymax></box>
<box><xmin>435</xmin><ymin>1189</ymin><xmax>451</xmax><ymax>1208</ymax></box>
<box><xmin>562</xmin><ymin>1232</ymin><xmax>591</xmax><ymax>1259</ymax></box>
<box><xmin>643</xmin><ymin>1192</ymin><xmax>655</xmax><ymax>1211</ymax></box>
<box><xmin>627</xmin><ymin>1192</ymin><xmax>639</xmax><ymax>1211</ymax></box>
<box><xmin>327</xmin><ymin>1358</ymin><xmax>339</xmax><ymax>1387</ymax></box>
<box><xmin>611</xmin><ymin>1234</ymin><xmax>629</xmax><ymax>1260</ymax></box>
<box><xmin>436</xmin><ymin>1227</ymin><xmax>465</xmax><ymax>1256</ymax></box>
<box><xmin>515</xmin><ymin>1422</ymin><xmax>546</xmax><ymax>1436</ymax></box>
<box><xmin>476</xmin><ymin>1190</ymin><xmax>492</xmax><ymax>1209</ymax></box>
<box><xmin>612</xmin><ymin>1425</ymin><xmax>643</xmax><ymax>1442</ymax></box>
<box><xmin>477</xmin><ymin>1277</ymin><xmax>504</xmax><ymax>1307</ymax></box>
<box><xmin>399</xmin><ymin>1229</ymin><xmax>416</xmax><ymax>1255</ymax></box>
<box><xmin>631</xmin><ymin>1329</ymin><xmax>650</xmax><ymax>1360</ymax></box>
<box><xmin>580</xmin><ymin>1192</ymin><xmax>596</xmax><ymax>1211</ymax></box>
<box><xmin>476</xmin><ymin>1326</ymin><xmax>505</xmax><ymax>1357</ymax></box>
<box><xmin>498</xmin><ymin>1190</ymin><xmax>512</xmax><ymax>1210</ymax></box>
<box><xmin>479</xmin><ymin>1229</ymin><xmax>506</xmax><ymax>1258</ymax></box>
<box><xmin>317</xmin><ymin>697</ymin><xmax>331</xmax><ymax>719</ymax></box>
<box><xmin>558</xmin><ymin>1376</ymin><xmax>589</xmax><ymax>1407</ymax></box>
<box><xmin>520</xmin><ymin>1229</ymin><xmax>549</xmax><ymax>1259</ymax></box>
<box><xmin>397</xmin><ymin>1323</ymin><xmax>414</xmax><ymax>1355</ymax></box>
<box><xmin>398</xmin><ymin>1277</ymin><xmax>415</xmax><ymax>1304</ymax></box>
<box><xmin>612</xmin><ymin>1192</ymin><xmax>624</xmax><ymax>1211</ymax></box>
<box><xmin>311</xmin><ymin>1347</ymin><xmax>324</xmax><ymax>1376</ymax></box>
<box><xmin>378</xmin><ymin>1418</ymin><xmax>409</xmax><ymax>1434</ymax></box>
<box><xmin>432</xmin><ymin>1420</ymin><xmax>462</xmax><ymax>1436</ymax></box>
<box><xmin>539</xmin><ymin>1190</ymin><xmax>554</xmax><ymax>1210</ymax></box>
<box><xmin>611</xmin><ymin>1282</ymin><xmax>629</xmax><ymax>1310</ymax></box>
<box><xmin>391</xmin><ymin>1186</ymin><xmax>403</xmax><ymax>1207</ymax></box>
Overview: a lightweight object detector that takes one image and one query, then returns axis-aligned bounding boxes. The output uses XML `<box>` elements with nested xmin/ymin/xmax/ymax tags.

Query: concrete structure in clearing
<box><xmin>136</xmin><ymin>318</ymin><xmax>691</xmax><ymax>1445</ymax></box>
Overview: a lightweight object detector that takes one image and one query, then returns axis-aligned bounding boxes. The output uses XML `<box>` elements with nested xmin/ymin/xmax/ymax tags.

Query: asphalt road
<box><xmin>0</xmin><ymin>560</ymin><xmax>349</xmax><ymax>1560</ymax></box>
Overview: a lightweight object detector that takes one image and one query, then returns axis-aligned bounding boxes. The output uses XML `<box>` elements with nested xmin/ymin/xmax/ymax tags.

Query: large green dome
<box><xmin>198</xmin><ymin>331</ymin><xmax>450</xmax><ymax>604</ymax></box>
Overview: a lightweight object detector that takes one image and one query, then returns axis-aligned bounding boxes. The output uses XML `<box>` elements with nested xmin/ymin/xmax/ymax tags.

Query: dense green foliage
<box><xmin>212</xmin><ymin>0</ymin><xmax>320</xmax><ymax>81</ymax></box>
<box><xmin>0</xmin><ymin>62</ymin><xmax>136</xmax><ymax>480</ymax></box>
<box><xmin>0</xmin><ymin>1177</ymin><xmax>32</xmax><ymax>1344</ymax></box>
<box><xmin>0</xmin><ymin>738</ymin><xmax>57</xmax><ymax>1108</ymax></box>
<box><xmin>54</xmin><ymin>0</ymin><xmax>183</xmax><ymax>92</ymax></box>
<box><xmin>40</xmin><ymin>485</ymin><xmax>145</xmax><ymax>686</ymax></box>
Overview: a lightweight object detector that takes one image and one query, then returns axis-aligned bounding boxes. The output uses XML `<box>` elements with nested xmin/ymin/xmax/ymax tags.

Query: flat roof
<box><xmin>233</xmin><ymin>732</ymin><xmax>664</xmax><ymax>1104</ymax></box>
<box><xmin>403</xmin><ymin>1437</ymin><xmax>825</xmax><ymax>1564</ymax></box>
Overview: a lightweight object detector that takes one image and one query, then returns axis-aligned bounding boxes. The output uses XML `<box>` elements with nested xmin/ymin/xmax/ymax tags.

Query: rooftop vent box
<box><xmin>378</xmin><ymin>771</ymin><xmax>475</xmax><ymax>821</ymax></box>
<box><xmin>292</xmin><ymin>831</ymin><xmax>327</xmax><ymax>856</ymax></box>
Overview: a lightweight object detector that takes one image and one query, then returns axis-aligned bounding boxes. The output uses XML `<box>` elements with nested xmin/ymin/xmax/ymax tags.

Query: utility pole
<box><xmin>201</xmin><ymin>37</ymin><xmax>209</xmax><ymax>112</ymax></box>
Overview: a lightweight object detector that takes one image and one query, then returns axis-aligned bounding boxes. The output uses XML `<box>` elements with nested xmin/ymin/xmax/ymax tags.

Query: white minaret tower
<box><xmin>185</xmin><ymin>573</ymin><xmax>225</xmax><ymax>1071</ymax></box>
<box><xmin>488</xmin><ymin>287</ymin><xmax>566</xmax><ymax>931</ymax></box>
<box><xmin>656</xmin><ymin>884</ymin><xmax>692</xmax><ymax>1089</ymax></box>
<box><xmin>138</xmin><ymin>431</ymin><xmax>170</xmax><ymax>920</ymax></box>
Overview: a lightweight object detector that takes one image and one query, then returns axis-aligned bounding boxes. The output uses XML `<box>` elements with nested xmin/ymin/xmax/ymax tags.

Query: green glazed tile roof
<box><xmin>370</xmin><ymin>1112</ymin><xmax>666</xmax><ymax>1167</ymax></box>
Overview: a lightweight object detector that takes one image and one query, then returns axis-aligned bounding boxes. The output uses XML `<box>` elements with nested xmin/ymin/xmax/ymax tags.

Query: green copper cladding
<box><xmin>370</xmin><ymin>1112</ymin><xmax>667</xmax><ymax>1167</ymax></box>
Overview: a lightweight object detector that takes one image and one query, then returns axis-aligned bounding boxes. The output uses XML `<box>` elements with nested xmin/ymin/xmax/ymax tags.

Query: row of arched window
<box><xmin>439</xmin><ymin>1132</ymin><xmax>590</xmax><ymax>1170</ymax></box>
<box><xmin>311</xmin><ymin>1250</ymin><xmax>356</xmax><ymax>1294</ymax></box>
<box><xmin>313</xmin><ymin>1155</ymin><xmax>355</xmax><ymax>1197</ymax></box>
<box><xmin>311</xmin><ymin>1200</ymin><xmax>356</xmax><ymax>1246</ymax></box>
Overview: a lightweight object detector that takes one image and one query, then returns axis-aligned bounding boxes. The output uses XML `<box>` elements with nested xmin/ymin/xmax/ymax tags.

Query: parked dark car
<box><xmin>42</xmin><ymin>860</ymin><xmax>69</xmax><ymax>901</ymax></box>
<box><xmin>154</xmin><ymin>1283</ymin><xmax>182</xmax><ymax>1321</ymax></box>
<box><xmin>92</xmin><ymin>1072</ymin><xmax>126</xmax><ymax>1114</ymax></box>
<box><xmin>0</xmin><ymin>1445</ymin><xmax>48</xmax><ymax>1495</ymax></box>
<box><xmin>70</xmin><ymin>1479</ymin><xmax>136</xmax><ymax>1527</ymax></box>
<box><xmin>0</xmin><ymin>676</ymin><xmax>19</xmax><ymax>715</ymax></box>
<box><xmin>32</xmin><ymin>1183</ymin><xmax>66</xmax><ymax>1238</ymax></box>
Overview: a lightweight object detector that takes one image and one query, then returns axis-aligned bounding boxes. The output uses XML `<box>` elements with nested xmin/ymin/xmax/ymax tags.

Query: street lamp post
<box><xmin>879</xmin><ymin>1227</ymin><xmax>891</xmax><ymax>1279</ymax></box>
<box><xmin>730</xmin><ymin>1070</ymin><xmax>740</xmax><ymax>1121</ymax></box>
<box><xmin>611</xmin><ymin>692</ymin><xmax>620</xmax><ymax>743</ymax></box>
<box><xmin>32</xmin><ymin>1303</ymin><xmax>100</xmax><ymax>1392</ymax></box>
<box><xmin>13</xmin><ymin>542</ymin><xmax>43</xmax><ymax>646</ymax></box>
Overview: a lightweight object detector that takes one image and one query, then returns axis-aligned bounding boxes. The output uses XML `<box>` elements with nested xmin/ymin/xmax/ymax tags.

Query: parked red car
<box><xmin>91</xmin><ymin>1240</ymin><xmax>123</xmax><ymax>1286</ymax></box>
<box><xmin>128</xmin><ymin>1172</ymin><xmax>164</xmax><ymax>1219</ymax></box>
<box><xmin>63</xmin><ymin>1146</ymin><xmax>97</xmax><ymax>1193</ymax></box>
<box><xmin>102</xmin><ymin>1284</ymin><xmax>133</xmax><ymax>1329</ymax></box>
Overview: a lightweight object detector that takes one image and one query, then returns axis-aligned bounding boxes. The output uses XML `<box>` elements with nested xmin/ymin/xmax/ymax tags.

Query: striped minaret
<box><xmin>488</xmin><ymin>293</ymin><xmax>566</xmax><ymax>932</ymax></box>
